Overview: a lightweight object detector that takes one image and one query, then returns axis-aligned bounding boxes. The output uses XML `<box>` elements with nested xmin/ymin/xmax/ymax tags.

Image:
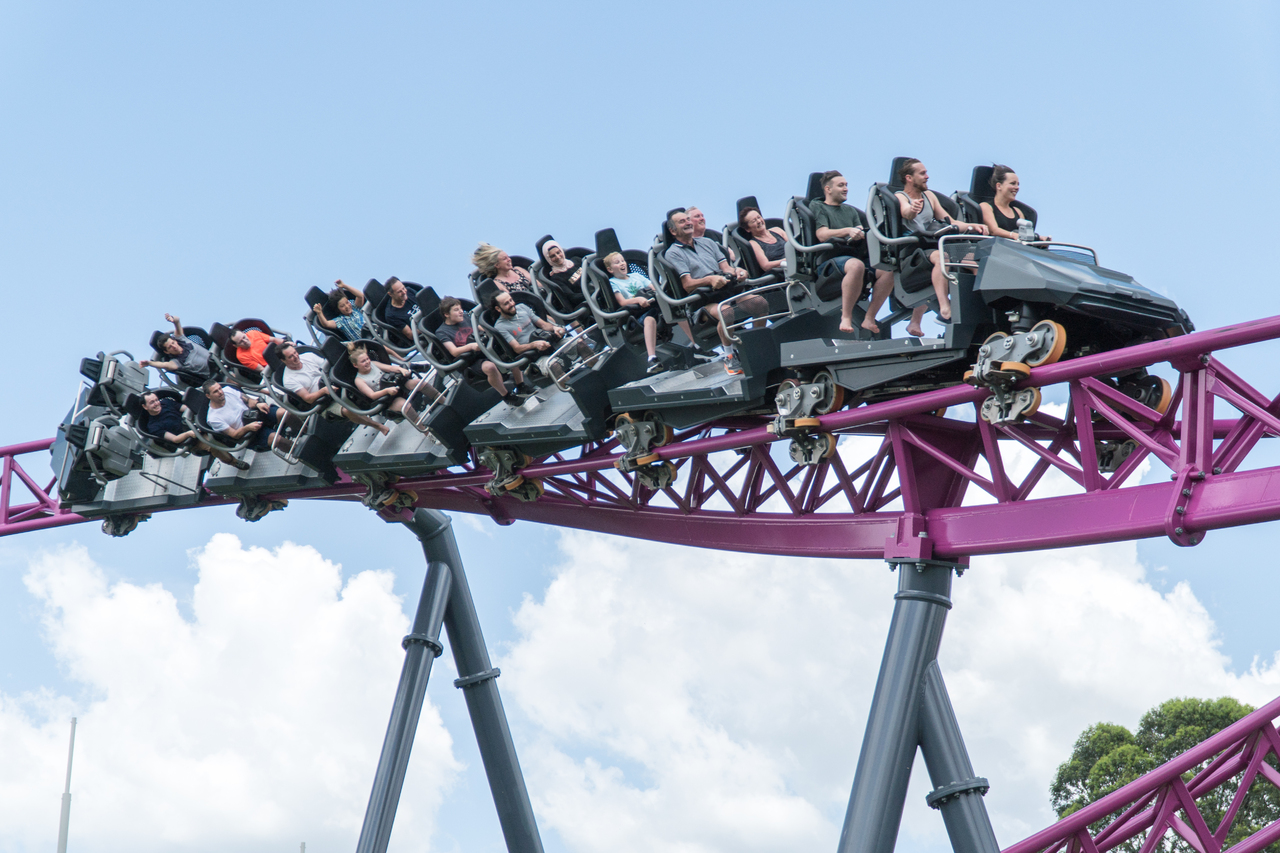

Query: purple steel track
<box><xmin>9</xmin><ymin>313</ymin><xmax>1280</xmax><ymax>557</ymax></box>
<box><xmin>1002</xmin><ymin>695</ymin><xmax>1280</xmax><ymax>853</ymax></box>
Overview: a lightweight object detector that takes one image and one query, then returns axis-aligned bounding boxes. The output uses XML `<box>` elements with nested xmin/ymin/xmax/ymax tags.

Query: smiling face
<box><xmin>494</xmin><ymin>291</ymin><xmax>517</xmax><ymax>316</ymax></box>
<box><xmin>495</xmin><ymin>252</ymin><xmax>513</xmax><ymax>275</ymax></box>
<box><xmin>605</xmin><ymin>254</ymin><xmax>628</xmax><ymax>278</ymax></box>
<box><xmin>388</xmin><ymin>281</ymin><xmax>407</xmax><ymax>304</ymax></box>
<box><xmin>280</xmin><ymin>346</ymin><xmax>303</xmax><ymax>370</ymax></box>
<box><xmin>669</xmin><ymin>212</ymin><xmax>693</xmax><ymax>241</ymax></box>
<box><xmin>996</xmin><ymin>172</ymin><xmax>1020</xmax><ymax>199</ymax></box>
<box><xmin>335</xmin><ymin>296</ymin><xmax>353</xmax><ymax>315</ymax></box>
<box><xmin>230</xmin><ymin>330</ymin><xmax>249</xmax><ymax>348</ymax></box>
<box><xmin>743</xmin><ymin>210</ymin><xmax>767</xmax><ymax>236</ymax></box>
<box><xmin>688</xmin><ymin>207</ymin><xmax>706</xmax><ymax>235</ymax></box>
<box><xmin>142</xmin><ymin>393</ymin><xmax>162</xmax><ymax>415</ymax></box>
<box><xmin>353</xmin><ymin>351</ymin><xmax>371</xmax><ymax>372</ymax></box>
<box><xmin>545</xmin><ymin>244</ymin><xmax>565</xmax><ymax>266</ymax></box>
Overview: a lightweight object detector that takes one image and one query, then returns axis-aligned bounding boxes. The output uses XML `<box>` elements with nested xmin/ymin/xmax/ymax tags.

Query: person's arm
<box><xmin>718</xmin><ymin>259</ymin><xmax>746</xmax><ymax>283</ymax></box>
<box><xmin>506</xmin><ymin>333</ymin><xmax>552</xmax><ymax>355</ymax></box>
<box><xmin>680</xmin><ymin>272</ymin><xmax>729</xmax><ymax>293</ymax></box>
<box><xmin>161</xmin><ymin>428</ymin><xmax>196</xmax><ymax>444</ymax></box>
<box><xmin>164</xmin><ymin>313</ymin><xmax>183</xmax><ymax>336</ymax></box>
<box><xmin>336</xmin><ymin>279</ymin><xmax>365</xmax><ymax>309</ymax></box>
<box><xmin>140</xmin><ymin>358</ymin><xmax>180</xmax><ymax>370</ymax></box>
<box><xmin>441</xmin><ymin>337</ymin><xmax>480</xmax><ymax>357</ymax></box>
<box><xmin>375</xmin><ymin>360</ymin><xmax>410</xmax><ymax>376</ymax></box>
<box><xmin>897</xmin><ymin>191</ymin><xmax>924</xmax><ymax>220</ymax></box>
<box><xmin>928</xmin><ymin>192</ymin><xmax>988</xmax><ymax>235</ymax></box>
<box><xmin>981</xmin><ymin>202</ymin><xmax>1017</xmax><ymax>239</ymax></box>
<box><xmin>312</xmin><ymin>305</ymin><xmax>338</xmax><ymax>330</ymax></box>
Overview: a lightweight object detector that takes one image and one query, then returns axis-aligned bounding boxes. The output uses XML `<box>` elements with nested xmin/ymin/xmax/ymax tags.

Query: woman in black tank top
<box><xmin>980</xmin><ymin>165</ymin><xmax>1029</xmax><ymax>240</ymax></box>
<box><xmin>738</xmin><ymin>207</ymin><xmax>788</xmax><ymax>274</ymax></box>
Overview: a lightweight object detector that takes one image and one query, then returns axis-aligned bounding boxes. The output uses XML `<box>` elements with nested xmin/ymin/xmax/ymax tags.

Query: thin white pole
<box><xmin>55</xmin><ymin>717</ymin><xmax>77</xmax><ymax>853</ymax></box>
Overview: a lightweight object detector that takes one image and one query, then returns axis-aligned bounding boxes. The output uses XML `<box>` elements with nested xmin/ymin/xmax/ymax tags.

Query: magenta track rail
<box><xmin>1003</xmin><ymin>695</ymin><xmax>1280</xmax><ymax>853</ymax></box>
<box><xmin>9</xmin><ymin>314</ymin><xmax>1280</xmax><ymax>557</ymax></box>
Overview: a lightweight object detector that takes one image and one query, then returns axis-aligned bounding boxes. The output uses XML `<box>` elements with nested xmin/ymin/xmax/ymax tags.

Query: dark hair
<box><xmin>737</xmin><ymin>206</ymin><xmax>763</xmax><ymax>230</ymax></box>
<box><xmin>201</xmin><ymin>378</ymin><xmax>221</xmax><ymax>394</ymax></box>
<box><xmin>990</xmin><ymin>164</ymin><xmax>1015</xmax><ymax>189</ymax></box>
<box><xmin>821</xmin><ymin>170</ymin><xmax>843</xmax><ymax>188</ymax></box>
<box><xmin>898</xmin><ymin>158</ymin><xmax>922</xmax><ymax>183</ymax></box>
<box><xmin>439</xmin><ymin>296</ymin><xmax>462</xmax><ymax>317</ymax></box>
<box><xmin>155</xmin><ymin>332</ymin><xmax>174</xmax><ymax>351</ymax></box>
<box><xmin>327</xmin><ymin>286</ymin><xmax>348</xmax><ymax>307</ymax></box>
<box><xmin>665</xmin><ymin>207</ymin><xmax>687</xmax><ymax>236</ymax></box>
<box><xmin>142</xmin><ymin>391</ymin><xmax>159</xmax><ymax>404</ymax></box>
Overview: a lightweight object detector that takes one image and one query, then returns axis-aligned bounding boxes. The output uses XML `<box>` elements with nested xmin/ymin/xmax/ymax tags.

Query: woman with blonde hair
<box><xmin>347</xmin><ymin>342</ymin><xmax>436</xmax><ymax>432</ymax></box>
<box><xmin>471</xmin><ymin>243</ymin><xmax>535</xmax><ymax>293</ymax></box>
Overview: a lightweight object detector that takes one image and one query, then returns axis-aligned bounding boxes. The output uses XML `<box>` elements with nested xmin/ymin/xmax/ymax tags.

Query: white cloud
<box><xmin>0</xmin><ymin>536</ymin><xmax>460</xmax><ymax>853</ymax></box>
<box><xmin>501</xmin><ymin>531</ymin><xmax>1280</xmax><ymax>853</ymax></box>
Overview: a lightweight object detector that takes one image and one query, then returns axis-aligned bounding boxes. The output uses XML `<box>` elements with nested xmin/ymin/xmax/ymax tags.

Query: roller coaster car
<box><xmin>79</xmin><ymin>350</ymin><xmax>149</xmax><ymax>415</ymax></box>
<box><xmin>463</xmin><ymin>272</ymin><xmax>649</xmax><ymax>458</ymax></box>
<box><xmin>723</xmin><ymin>196</ymin><xmax>786</xmax><ymax>288</ymax></box>
<box><xmin>775</xmin><ymin>160</ymin><xmax>1193</xmax><ymax>426</ymax></box>
<box><xmin>605</xmin><ymin>217</ymin><xmax>827</xmax><ymax>429</ymax></box>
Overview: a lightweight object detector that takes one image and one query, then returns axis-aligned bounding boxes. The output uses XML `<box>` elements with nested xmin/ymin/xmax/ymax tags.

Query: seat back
<box><xmin>531</xmin><ymin>242</ymin><xmax>592</xmax><ymax>317</ymax></box>
<box><xmin>125</xmin><ymin>388</ymin><xmax>187</xmax><ymax>452</ymax></box>
<box><xmin>80</xmin><ymin>351</ymin><xmax>149</xmax><ymax>414</ymax></box>
<box><xmin>955</xmin><ymin>165</ymin><xmax>1039</xmax><ymax>228</ymax></box>
<box><xmin>475</xmin><ymin>289</ymin><xmax>552</xmax><ymax>366</ymax></box>
<box><xmin>327</xmin><ymin>338</ymin><xmax>395</xmax><ymax>412</ymax></box>
<box><xmin>372</xmin><ymin>281</ymin><xmax>422</xmax><ymax>351</ymax></box>
<box><xmin>726</xmin><ymin>195</ymin><xmax>788</xmax><ymax>283</ymax></box>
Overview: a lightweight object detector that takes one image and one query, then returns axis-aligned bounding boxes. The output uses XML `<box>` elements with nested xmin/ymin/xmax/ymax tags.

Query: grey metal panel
<box><xmin>71</xmin><ymin>453</ymin><xmax>205</xmax><ymax>517</ymax></box>
<box><xmin>338</xmin><ymin>422</ymin><xmax>457</xmax><ymax>476</ymax></box>
<box><xmin>204</xmin><ymin>450</ymin><xmax>327</xmax><ymax>495</ymax></box>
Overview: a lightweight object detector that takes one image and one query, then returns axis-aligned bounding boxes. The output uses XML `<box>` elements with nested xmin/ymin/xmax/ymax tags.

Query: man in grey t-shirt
<box><xmin>812</xmin><ymin>171</ymin><xmax>896</xmax><ymax>336</ymax></box>
<box><xmin>493</xmin><ymin>291</ymin><xmax>591</xmax><ymax>383</ymax></box>
<box><xmin>662</xmin><ymin>209</ymin><xmax>766</xmax><ymax>375</ymax></box>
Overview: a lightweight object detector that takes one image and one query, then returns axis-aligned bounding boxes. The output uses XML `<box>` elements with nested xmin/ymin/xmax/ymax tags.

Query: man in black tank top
<box><xmin>895</xmin><ymin>159</ymin><xmax>988</xmax><ymax>336</ymax></box>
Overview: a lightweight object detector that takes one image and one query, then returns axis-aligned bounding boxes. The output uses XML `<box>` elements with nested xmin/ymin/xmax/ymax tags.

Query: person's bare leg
<box><xmin>862</xmin><ymin>269</ymin><xmax>894</xmax><ymax>334</ymax></box>
<box><xmin>644</xmin><ymin>317</ymin><xmax>658</xmax><ymax>358</ymax></box>
<box><xmin>482</xmin><ymin>361</ymin><xmax>508</xmax><ymax>396</ymax></box>
<box><xmin>907</xmin><ymin>304</ymin><xmax>927</xmax><ymax>337</ymax></box>
<box><xmin>343</xmin><ymin>407</ymin><xmax>389</xmax><ymax>435</ymax></box>
<box><xmin>840</xmin><ymin>259</ymin><xmax>867</xmax><ymax>333</ymax></box>
<box><xmin>929</xmin><ymin>251</ymin><xmax>951</xmax><ymax>320</ymax></box>
<box><xmin>677</xmin><ymin>318</ymin><xmax>695</xmax><ymax>346</ymax></box>
<box><xmin>710</xmin><ymin>304</ymin><xmax>733</xmax><ymax>349</ymax></box>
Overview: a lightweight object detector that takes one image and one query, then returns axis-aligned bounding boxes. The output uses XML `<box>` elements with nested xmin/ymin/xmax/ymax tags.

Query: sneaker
<box><xmin>503</xmin><ymin>392</ymin><xmax>528</xmax><ymax>408</ymax></box>
<box><xmin>231</xmin><ymin>458</ymin><xmax>252</xmax><ymax>471</ymax></box>
<box><xmin>723</xmin><ymin>354</ymin><xmax>744</xmax><ymax>376</ymax></box>
<box><xmin>515</xmin><ymin>381</ymin><xmax>536</xmax><ymax>398</ymax></box>
<box><xmin>646</xmin><ymin>357</ymin><xmax>664</xmax><ymax>375</ymax></box>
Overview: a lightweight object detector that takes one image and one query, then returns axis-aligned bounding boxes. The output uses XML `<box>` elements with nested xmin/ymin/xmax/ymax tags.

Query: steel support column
<box><xmin>837</xmin><ymin>560</ymin><xmax>996</xmax><ymax>853</ymax></box>
<box><xmin>355</xmin><ymin>509</ymin><xmax>543</xmax><ymax>853</ymax></box>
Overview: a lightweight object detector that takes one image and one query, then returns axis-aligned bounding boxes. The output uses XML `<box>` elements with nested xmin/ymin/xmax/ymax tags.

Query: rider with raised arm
<box><xmin>141</xmin><ymin>313</ymin><xmax>217</xmax><ymax>381</ymax></box>
<box><xmin>664</xmin><ymin>209</ymin><xmax>767</xmax><ymax>376</ymax></box>
<box><xmin>811</xmin><ymin>172</ymin><xmax>896</xmax><ymax>335</ymax></box>
<box><xmin>895</xmin><ymin>159</ymin><xmax>988</xmax><ymax>336</ymax></box>
<box><xmin>312</xmin><ymin>279</ymin><xmax>368</xmax><ymax>342</ymax></box>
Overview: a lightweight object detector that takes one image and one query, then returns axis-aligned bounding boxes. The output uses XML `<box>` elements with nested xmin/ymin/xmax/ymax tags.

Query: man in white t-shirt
<box><xmin>278</xmin><ymin>343</ymin><xmax>388</xmax><ymax>435</ymax></box>
<box><xmin>203</xmin><ymin>380</ymin><xmax>292</xmax><ymax>452</ymax></box>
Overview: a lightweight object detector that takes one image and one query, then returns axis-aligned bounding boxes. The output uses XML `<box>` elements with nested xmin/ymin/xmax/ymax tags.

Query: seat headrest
<box><xmin>805</xmin><ymin>173</ymin><xmax>824</xmax><ymax>202</ymax></box>
<box><xmin>736</xmin><ymin>196</ymin><xmax>760</xmax><ymax>218</ymax></box>
<box><xmin>320</xmin><ymin>336</ymin><xmax>346</xmax><ymax>366</ymax></box>
<box><xmin>149</xmin><ymin>330</ymin><xmax>167</xmax><ymax>354</ymax></box>
<box><xmin>210</xmin><ymin>323</ymin><xmax>232</xmax><ymax>348</ymax></box>
<box><xmin>888</xmin><ymin>157</ymin><xmax>915</xmax><ymax>191</ymax></box>
<box><xmin>305</xmin><ymin>285</ymin><xmax>330</xmax><ymax>313</ymax></box>
<box><xmin>415</xmin><ymin>286</ymin><xmax>441</xmax><ymax>315</ymax></box>
<box><xmin>969</xmin><ymin>166</ymin><xmax>996</xmax><ymax>203</ymax></box>
<box><xmin>364</xmin><ymin>278</ymin><xmax>386</xmax><ymax>305</ymax></box>
<box><xmin>535</xmin><ymin>235</ymin><xmax>555</xmax><ymax>264</ymax></box>
<box><xmin>475</xmin><ymin>279</ymin><xmax>502</xmax><ymax>310</ymax></box>
<box><xmin>595</xmin><ymin>228</ymin><xmax>622</xmax><ymax>258</ymax></box>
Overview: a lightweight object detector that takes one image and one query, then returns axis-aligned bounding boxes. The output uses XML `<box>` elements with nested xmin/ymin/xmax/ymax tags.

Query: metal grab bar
<box><xmin>782</xmin><ymin>198</ymin><xmax>834</xmax><ymax>254</ymax></box>
<box><xmin>469</xmin><ymin>304</ymin><xmax>532</xmax><ymax>372</ymax></box>
<box><xmin>717</xmin><ymin>280</ymin><xmax>796</xmax><ymax>338</ymax></box>
<box><xmin>543</xmin><ymin>323</ymin><xmax>608</xmax><ymax>392</ymax></box>
<box><xmin>648</xmin><ymin>243</ymin><xmax>707</xmax><ymax>310</ymax></box>
<box><xmin>864</xmin><ymin>185</ymin><xmax>928</xmax><ymax>247</ymax></box>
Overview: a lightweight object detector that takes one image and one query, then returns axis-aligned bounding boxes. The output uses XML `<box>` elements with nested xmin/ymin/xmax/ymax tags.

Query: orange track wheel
<box><xmin>1000</xmin><ymin>361</ymin><xmax>1032</xmax><ymax>377</ymax></box>
<box><xmin>794</xmin><ymin>417</ymin><xmax>822</xmax><ymax>428</ymax></box>
<box><xmin>983</xmin><ymin>331</ymin><xmax>1008</xmax><ymax>346</ymax></box>
<box><xmin>820</xmin><ymin>432</ymin><xmax>839</xmax><ymax>459</ymax></box>
<box><xmin>653</xmin><ymin>423</ymin><xmax>675</xmax><ymax>446</ymax></box>
<box><xmin>634</xmin><ymin>452</ymin><xmax>661</xmax><ymax>466</ymax></box>
<box><xmin>1026</xmin><ymin>320</ymin><xmax>1067</xmax><ymax>367</ymax></box>
<box><xmin>1024</xmin><ymin>388</ymin><xmax>1043</xmax><ymax>418</ymax></box>
<box><xmin>503</xmin><ymin>475</ymin><xmax>526</xmax><ymax>491</ymax></box>
<box><xmin>1154</xmin><ymin>377</ymin><xmax>1173</xmax><ymax>415</ymax></box>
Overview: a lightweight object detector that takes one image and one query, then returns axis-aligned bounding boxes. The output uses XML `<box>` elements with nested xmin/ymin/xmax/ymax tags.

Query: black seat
<box><xmin>261</xmin><ymin>341</ymin><xmax>331</xmax><ymax>419</ymax></box>
<box><xmin>411</xmin><ymin>287</ymin><xmax>490</xmax><ymax>383</ymax></box>
<box><xmin>209</xmin><ymin>319</ymin><xmax>276</xmax><ymax>389</ymax></box>
<box><xmin>471</xmin><ymin>283</ymin><xmax>560</xmax><ymax>377</ymax></box>
<box><xmin>581</xmin><ymin>228</ymin><xmax>669</xmax><ymax>351</ymax></box>
<box><xmin>322</xmin><ymin>337</ymin><xmax>398</xmax><ymax>416</ymax></box>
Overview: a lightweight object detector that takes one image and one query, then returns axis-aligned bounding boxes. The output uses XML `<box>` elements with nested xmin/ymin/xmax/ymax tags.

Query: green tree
<box><xmin>1050</xmin><ymin>697</ymin><xmax>1280</xmax><ymax>852</ymax></box>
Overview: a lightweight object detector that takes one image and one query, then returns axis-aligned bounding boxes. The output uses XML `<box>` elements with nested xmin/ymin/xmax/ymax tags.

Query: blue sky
<box><xmin>2</xmin><ymin>2</ymin><xmax>1279</xmax><ymax>851</ymax></box>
